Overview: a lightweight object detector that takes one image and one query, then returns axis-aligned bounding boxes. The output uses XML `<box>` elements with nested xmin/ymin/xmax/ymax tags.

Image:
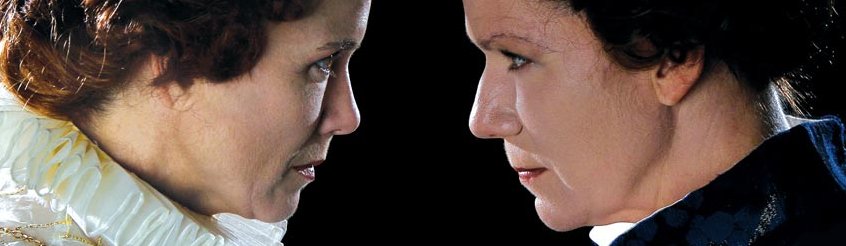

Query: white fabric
<box><xmin>589</xmin><ymin>222</ymin><xmax>636</xmax><ymax>246</ymax></box>
<box><xmin>0</xmin><ymin>95</ymin><xmax>286</xmax><ymax>245</ymax></box>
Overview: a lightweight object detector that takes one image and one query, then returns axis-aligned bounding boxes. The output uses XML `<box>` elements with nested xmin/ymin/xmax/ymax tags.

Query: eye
<box><xmin>309</xmin><ymin>51</ymin><xmax>340</xmax><ymax>82</ymax></box>
<box><xmin>501</xmin><ymin>50</ymin><xmax>531</xmax><ymax>71</ymax></box>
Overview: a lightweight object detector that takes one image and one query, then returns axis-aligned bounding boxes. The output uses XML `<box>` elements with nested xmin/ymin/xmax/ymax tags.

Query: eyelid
<box><xmin>319</xmin><ymin>51</ymin><xmax>341</xmax><ymax>68</ymax></box>
<box><xmin>500</xmin><ymin>50</ymin><xmax>532</xmax><ymax>70</ymax></box>
<box><xmin>306</xmin><ymin>51</ymin><xmax>340</xmax><ymax>83</ymax></box>
<box><xmin>500</xmin><ymin>50</ymin><xmax>520</xmax><ymax>59</ymax></box>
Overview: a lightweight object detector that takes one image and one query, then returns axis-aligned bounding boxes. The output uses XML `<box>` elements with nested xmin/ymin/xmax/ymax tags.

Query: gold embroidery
<box><xmin>63</xmin><ymin>233</ymin><xmax>100</xmax><ymax>246</ymax></box>
<box><xmin>59</xmin><ymin>214</ymin><xmax>100</xmax><ymax>246</ymax></box>
<box><xmin>0</xmin><ymin>226</ymin><xmax>47</xmax><ymax>246</ymax></box>
<box><xmin>0</xmin><ymin>186</ymin><xmax>26</xmax><ymax>196</ymax></box>
<box><xmin>0</xmin><ymin>214</ymin><xmax>100</xmax><ymax>246</ymax></box>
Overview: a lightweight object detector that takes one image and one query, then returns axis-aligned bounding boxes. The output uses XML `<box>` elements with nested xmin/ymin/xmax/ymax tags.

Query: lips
<box><xmin>514</xmin><ymin>167</ymin><xmax>547</xmax><ymax>182</ymax></box>
<box><xmin>292</xmin><ymin>160</ymin><xmax>323</xmax><ymax>181</ymax></box>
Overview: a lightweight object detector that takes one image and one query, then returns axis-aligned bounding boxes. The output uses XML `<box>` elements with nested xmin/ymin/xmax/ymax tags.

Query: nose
<box><xmin>468</xmin><ymin>69</ymin><xmax>522</xmax><ymax>139</ymax></box>
<box><xmin>319</xmin><ymin>71</ymin><xmax>360</xmax><ymax>136</ymax></box>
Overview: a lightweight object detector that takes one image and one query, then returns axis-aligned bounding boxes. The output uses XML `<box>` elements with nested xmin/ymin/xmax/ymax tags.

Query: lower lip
<box><xmin>294</xmin><ymin>166</ymin><xmax>315</xmax><ymax>181</ymax></box>
<box><xmin>516</xmin><ymin>168</ymin><xmax>547</xmax><ymax>182</ymax></box>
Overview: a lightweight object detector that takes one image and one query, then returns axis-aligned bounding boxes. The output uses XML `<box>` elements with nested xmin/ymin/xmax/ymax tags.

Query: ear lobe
<box><xmin>652</xmin><ymin>48</ymin><xmax>705</xmax><ymax>106</ymax></box>
<box><xmin>151</xmin><ymin>78</ymin><xmax>201</xmax><ymax>111</ymax></box>
<box><xmin>153</xmin><ymin>81</ymin><xmax>196</xmax><ymax>111</ymax></box>
<box><xmin>136</xmin><ymin>55</ymin><xmax>196</xmax><ymax>111</ymax></box>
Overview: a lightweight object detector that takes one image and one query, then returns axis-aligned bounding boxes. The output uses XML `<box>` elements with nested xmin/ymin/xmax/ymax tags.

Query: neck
<box><xmin>606</xmin><ymin>66</ymin><xmax>790</xmax><ymax>223</ymax></box>
<box><xmin>74</xmin><ymin>86</ymin><xmax>211</xmax><ymax>217</ymax></box>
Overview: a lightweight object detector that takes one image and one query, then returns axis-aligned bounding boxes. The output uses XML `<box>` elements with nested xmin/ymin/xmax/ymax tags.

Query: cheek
<box><xmin>515</xmin><ymin>62</ymin><xmax>670</xmax><ymax>227</ymax></box>
<box><xmin>246</xmin><ymin>81</ymin><xmax>325</xmax><ymax>158</ymax></box>
<box><xmin>300</xmin><ymin>83</ymin><xmax>326</xmax><ymax>123</ymax></box>
<box><xmin>200</xmin><ymin>79</ymin><xmax>324</xmax><ymax>173</ymax></box>
<box><xmin>516</xmin><ymin>62</ymin><xmax>615</xmax><ymax>173</ymax></box>
<box><xmin>517</xmin><ymin>60</ymin><xmax>665</xmax><ymax>192</ymax></box>
<box><xmin>238</xmin><ymin>88</ymin><xmax>302</xmax><ymax>144</ymax></box>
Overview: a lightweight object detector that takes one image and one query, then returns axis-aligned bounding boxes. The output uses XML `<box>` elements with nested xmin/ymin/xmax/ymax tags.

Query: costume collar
<box><xmin>0</xmin><ymin>95</ymin><xmax>287</xmax><ymax>245</ymax></box>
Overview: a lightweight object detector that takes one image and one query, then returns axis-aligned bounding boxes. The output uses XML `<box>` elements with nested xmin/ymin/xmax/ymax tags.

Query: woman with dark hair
<box><xmin>0</xmin><ymin>0</ymin><xmax>369</xmax><ymax>244</ymax></box>
<box><xmin>464</xmin><ymin>0</ymin><xmax>844</xmax><ymax>244</ymax></box>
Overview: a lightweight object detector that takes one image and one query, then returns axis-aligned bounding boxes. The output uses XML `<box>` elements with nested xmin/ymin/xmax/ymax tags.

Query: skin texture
<box><xmin>464</xmin><ymin>0</ymin><xmax>788</xmax><ymax>231</ymax></box>
<box><xmin>80</xmin><ymin>0</ymin><xmax>371</xmax><ymax>222</ymax></box>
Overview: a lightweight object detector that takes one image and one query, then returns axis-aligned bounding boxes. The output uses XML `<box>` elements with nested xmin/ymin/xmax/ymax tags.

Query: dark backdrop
<box><xmin>283</xmin><ymin>1</ymin><xmax>846</xmax><ymax>245</ymax></box>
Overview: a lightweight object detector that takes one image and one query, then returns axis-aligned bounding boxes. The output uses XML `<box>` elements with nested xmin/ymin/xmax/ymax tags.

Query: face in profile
<box><xmin>160</xmin><ymin>0</ymin><xmax>370</xmax><ymax>222</ymax></box>
<box><xmin>464</xmin><ymin>0</ymin><xmax>677</xmax><ymax>231</ymax></box>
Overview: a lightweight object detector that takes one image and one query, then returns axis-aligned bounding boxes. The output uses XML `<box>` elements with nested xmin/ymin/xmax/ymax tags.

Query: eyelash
<box><xmin>310</xmin><ymin>51</ymin><xmax>340</xmax><ymax>82</ymax></box>
<box><xmin>501</xmin><ymin>50</ymin><xmax>531</xmax><ymax>71</ymax></box>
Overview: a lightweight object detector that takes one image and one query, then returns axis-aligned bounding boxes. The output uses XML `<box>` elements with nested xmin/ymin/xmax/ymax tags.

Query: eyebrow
<box><xmin>318</xmin><ymin>39</ymin><xmax>360</xmax><ymax>52</ymax></box>
<box><xmin>477</xmin><ymin>32</ymin><xmax>551</xmax><ymax>52</ymax></box>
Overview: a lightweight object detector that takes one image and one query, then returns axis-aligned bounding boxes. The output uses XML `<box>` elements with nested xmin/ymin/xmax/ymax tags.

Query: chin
<box><xmin>535</xmin><ymin>198</ymin><xmax>585</xmax><ymax>232</ymax></box>
<box><xmin>253</xmin><ymin>192</ymin><xmax>302</xmax><ymax>222</ymax></box>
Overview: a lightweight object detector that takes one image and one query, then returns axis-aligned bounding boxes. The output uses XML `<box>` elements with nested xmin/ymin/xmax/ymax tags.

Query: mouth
<box><xmin>514</xmin><ymin>167</ymin><xmax>547</xmax><ymax>182</ymax></box>
<box><xmin>292</xmin><ymin>160</ymin><xmax>323</xmax><ymax>181</ymax></box>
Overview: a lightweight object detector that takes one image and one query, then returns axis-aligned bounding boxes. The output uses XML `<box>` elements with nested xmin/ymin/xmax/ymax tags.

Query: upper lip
<box><xmin>293</xmin><ymin>160</ymin><xmax>324</xmax><ymax>170</ymax></box>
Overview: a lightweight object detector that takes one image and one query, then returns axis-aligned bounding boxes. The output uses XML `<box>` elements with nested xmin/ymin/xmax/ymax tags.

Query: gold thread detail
<box><xmin>0</xmin><ymin>186</ymin><xmax>26</xmax><ymax>197</ymax></box>
<box><xmin>0</xmin><ymin>214</ymin><xmax>98</xmax><ymax>246</ymax></box>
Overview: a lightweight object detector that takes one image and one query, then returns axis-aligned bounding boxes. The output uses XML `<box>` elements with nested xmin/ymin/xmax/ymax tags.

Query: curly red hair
<box><xmin>1</xmin><ymin>0</ymin><xmax>309</xmax><ymax>121</ymax></box>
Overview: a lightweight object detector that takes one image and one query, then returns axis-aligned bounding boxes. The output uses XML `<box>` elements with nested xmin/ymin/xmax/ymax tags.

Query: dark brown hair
<box><xmin>0</xmin><ymin>0</ymin><xmax>309</xmax><ymax>121</ymax></box>
<box><xmin>552</xmin><ymin>0</ymin><xmax>840</xmax><ymax>112</ymax></box>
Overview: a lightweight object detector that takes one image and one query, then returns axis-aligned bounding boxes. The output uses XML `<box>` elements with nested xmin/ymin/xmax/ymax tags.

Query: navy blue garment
<box><xmin>609</xmin><ymin>117</ymin><xmax>846</xmax><ymax>246</ymax></box>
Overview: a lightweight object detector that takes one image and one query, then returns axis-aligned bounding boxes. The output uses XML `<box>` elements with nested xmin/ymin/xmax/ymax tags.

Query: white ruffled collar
<box><xmin>0</xmin><ymin>96</ymin><xmax>287</xmax><ymax>245</ymax></box>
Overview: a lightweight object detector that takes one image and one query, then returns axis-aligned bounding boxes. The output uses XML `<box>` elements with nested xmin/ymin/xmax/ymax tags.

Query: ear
<box><xmin>142</xmin><ymin>56</ymin><xmax>198</xmax><ymax>112</ymax></box>
<box><xmin>153</xmin><ymin>82</ymin><xmax>196</xmax><ymax>111</ymax></box>
<box><xmin>135</xmin><ymin>55</ymin><xmax>200</xmax><ymax>111</ymax></box>
<box><xmin>652</xmin><ymin>48</ymin><xmax>705</xmax><ymax>106</ymax></box>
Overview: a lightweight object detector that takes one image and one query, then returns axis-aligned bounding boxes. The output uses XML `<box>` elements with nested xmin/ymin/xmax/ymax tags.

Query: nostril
<box><xmin>469</xmin><ymin>108</ymin><xmax>522</xmax><ymax>139</ymax></box>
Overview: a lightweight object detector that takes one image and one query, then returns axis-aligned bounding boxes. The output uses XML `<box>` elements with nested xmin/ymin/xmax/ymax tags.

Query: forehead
<box><xmin>463</xmin><ymin>0</ymin><xmax>578</xmax><ymax>49</ymax></box>
<box><xmin>271</xmin><ymin>0</ymin><xmax>370</xmax><ymax>46</ymax></box>
<box><xmin>302</xmin><ymin>0</ymin><xmax>371</xmax><ymax>40</ymax></box>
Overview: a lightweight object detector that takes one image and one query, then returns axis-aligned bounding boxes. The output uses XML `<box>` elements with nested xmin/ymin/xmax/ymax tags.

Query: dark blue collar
<box><xmin>609</xmin><ymin>117</ymin><xmax>846</xmax><ymax>245</ymax></box>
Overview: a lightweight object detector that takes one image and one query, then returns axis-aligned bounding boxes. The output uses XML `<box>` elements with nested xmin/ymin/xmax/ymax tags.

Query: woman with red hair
<box><xmin>0</xmin><ymin>0</ymin><xmax>369</xmax><ymax>244</ymax></box>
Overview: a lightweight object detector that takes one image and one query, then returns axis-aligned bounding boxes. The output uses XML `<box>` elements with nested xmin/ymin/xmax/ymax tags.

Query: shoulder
<box><xmin>771</xmin><ymin>117</ymin><xmax>846</xmax><ymax>202</ymax></box>
<box><xmin>795</xmin><ymin>116</ymin><xmax>846</xmax><ymax>192</ymax></box>
<box><xmin>752</xmin><ymin>116</ymin><xmax>846</xmax><ymax>243</ymax></box>
<box><xmin>611</xmin><ymin>117</ymin><xmax>846</xmax><ymax>245</ymax></box>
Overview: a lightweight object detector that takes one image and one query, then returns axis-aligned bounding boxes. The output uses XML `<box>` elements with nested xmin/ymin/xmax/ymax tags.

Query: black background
<box><xmin>283</xmin><ymin>1</ymin><xmax>846</xmax><ymax>245</ymax></box>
